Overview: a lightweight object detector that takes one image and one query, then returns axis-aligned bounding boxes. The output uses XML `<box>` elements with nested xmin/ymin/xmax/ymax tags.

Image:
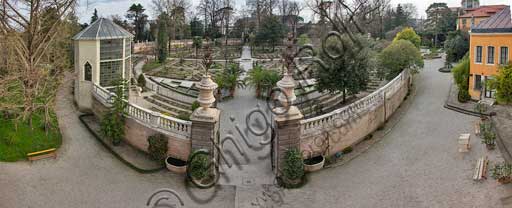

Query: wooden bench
<box><xmin>473</xmin><ymin>156</ymin><xmax>489</xmax><ymax>181</ymax></box>
<box><xmin>27</xmin><ymin>148</ymin><xmax>57</xmax><ymax>162</ymax></box>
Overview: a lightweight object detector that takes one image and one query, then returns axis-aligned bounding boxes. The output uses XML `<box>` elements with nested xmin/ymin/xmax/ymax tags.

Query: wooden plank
<box><xmin>482</xmin><ymin>157</ymin><xmax>489</xmax><ymax>179</ymax></box>
<box><xmin>474</xmin><ymin>158</ymin><xmax>483</xmax><ymax>180</ymax></box>
<box><xmin>27</xmin><ymin>148</ymin><xmax>56</xmax><ymax>156</ymax></box>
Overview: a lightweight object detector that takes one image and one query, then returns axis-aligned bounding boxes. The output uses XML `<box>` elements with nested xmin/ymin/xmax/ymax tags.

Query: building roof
<box><xmin>73</xmin><ymin>18</ymin><xmax>133</xmax><ymax>40</ymax></box>
<box><xmin>460</xmin><ymin>5</ymin><xmax>507</xmax><ymax>18</ymax></box>
<box><xmin>472</xmin><ymin>6</ymin><xmax>512</xmax><ymax>33</ymax></box>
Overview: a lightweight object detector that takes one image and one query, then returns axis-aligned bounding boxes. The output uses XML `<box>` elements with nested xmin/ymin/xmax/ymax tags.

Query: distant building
<box><xmin>468</xmin><ymin>6</ymin><xmax>511</xmax><ymax>100</ymax></box>
<box><xmin>461</xmin><ymin>0</ymin><xmax>480</xmax><ymax>10</ymax></box>
<box><xmin>73</xmin><ymin>18</ymin><xmax>134</xmax><ymax>111</ymax></box>
<box><xmin>457</xmin><ymin>5</ymin><xmax>507</xmax><ymax>31</ymax></box>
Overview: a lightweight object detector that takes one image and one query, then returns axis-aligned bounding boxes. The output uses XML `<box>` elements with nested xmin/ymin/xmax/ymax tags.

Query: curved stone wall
<box><xmin>91</xmin><ymin>90</ymin><xmax>192</xmax><ymax>161</ymax></box>
<box><xmin>299</xmin><ymin>70</ymin><xmax>411</xmax><ymax>158</ymax></box>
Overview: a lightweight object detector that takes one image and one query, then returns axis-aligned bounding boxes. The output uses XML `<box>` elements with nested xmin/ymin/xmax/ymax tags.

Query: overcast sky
<box><xmin>76</xmin><ymin>0</ymin><xmax>510</xmax><ymax>24</ymax></box>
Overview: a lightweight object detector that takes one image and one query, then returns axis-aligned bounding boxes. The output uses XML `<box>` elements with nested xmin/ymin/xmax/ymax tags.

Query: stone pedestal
<box><xmin>274</xmin><ymin>106</ymin><xmax>303</xmax><ymax>176</ymax></box>
<box><xmin>190</xmin><ymin>109</ymin><xmax>220</xmax><ymax>153</ymax></box>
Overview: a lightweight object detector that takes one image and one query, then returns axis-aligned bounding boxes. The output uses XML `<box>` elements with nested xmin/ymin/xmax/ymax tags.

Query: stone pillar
<box><xmin>190</xmin><ymin>74</ymin><xmax>220</xmax><ymax>154</ymax></box>
<box><xmin>273</xmin><ymin>33</ymin><xmax>304</xmax><ymax>176</ymax></box>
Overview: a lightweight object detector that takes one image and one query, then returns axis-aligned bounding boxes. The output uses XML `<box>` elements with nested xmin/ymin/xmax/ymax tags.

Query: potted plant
<box><xmin>491</xmin><ymin>163</ymin><xmax>512</xmax><ymax>184</ymax></box>
<box><xmin>303</xmin><ymin>155</ymin><xmax>325</xmax><ymax>172</ymax></box>
<box><xmin>282</xmin><ymin>148</ymin><xmax>304</xmax><ymax>186</ymax></box>
<box><xmin>482</xmin><ymin>129</ymin><xmax>496</xmax><ymax>150</ymax></box>
<box><xmin>165</xmin><ymin>156</ymin><xmax>188</xmax><ymax>174</ymax></box>
<box><xmin>187</xmin><ymin>150</ymin><xmax>216</xmax><ymax>188</ymax></box>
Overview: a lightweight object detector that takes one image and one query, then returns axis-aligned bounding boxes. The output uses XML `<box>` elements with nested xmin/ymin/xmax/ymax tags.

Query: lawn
<box><xmin>0</xmin><ymin>111</ymin><xmax>62</xmax><ymax>162</ymax></box>
<box><xmin>142</xmin><ymin>60</ymin><xmax>165</xmax><ymax>72</ymax></box>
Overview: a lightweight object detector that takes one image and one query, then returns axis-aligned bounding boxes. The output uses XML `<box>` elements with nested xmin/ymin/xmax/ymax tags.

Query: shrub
<box><xmin>482</xmin><ymin>129</ymin><xmax>496</xmax><ymax>146</ymax></box>
<box><xmin>189</xmin><ymin>152</ymin><xmax>210</xmax><ymax>179</ymax></box>
<box><xmin>458</xmin><ymin>89</ymin><xmax>471</xmax><ymax>102</ymax></box>
<box><xmin>342</xmin><ymin>146</ymin><xmax>353</xmax><ymax>154</ymax></box>
<box><xmin>379</xmin><ymin>40</ymin><xmax>423</xmax><ymax>80</ymax></box>
<box><xmin>137</xmin><ymin>74</ymin><xmax>146</xmax><ymax>88</ymax></box>
<box><xmin>488</xmin><ymin>63</ymin><xmax>512</xmax><ymax>104</ymax></box>
<box><xmin>491</xmin><ymin>163</ymin><xmax>512</xmax><ymax>179</ymax></box>
<box><xmin>452</xmin><ymin>54</ymin><xmax>470</xmax><ymax>102</ymax></box>
<box><xmin>147</xmin><ymin>134</ymin><xmax>168</xmax><ymax>162</ymax></box>
<box><xmin>393</xmin><ymin>27</ymin><xmax>421</xmax><ymax>48</ymax></box>
<box><xmin>444</xmin><ymin>31</ymin><xmax>469</xmax><ymax>63</ymax></box>
<box><xmin>177</xmin><ymin>112</ymin><xmax>191</xmax><ymax>121</ymax></box>
<box><xmin>100</xmin><ymin>80</ymin><xmax>128</xmax><ymax>145</ymax></box>
<box><xmin>283</xmin><ymin>148</ymin><xmax>304</xmax><ymax>180</ymax></box>
<box><xmin>191</xmin><ymin>101</ymin><xmax>200</xmax><ymax>112</ymax></box>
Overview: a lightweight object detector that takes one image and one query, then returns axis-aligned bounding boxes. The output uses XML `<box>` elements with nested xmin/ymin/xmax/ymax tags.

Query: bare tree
<box><xmin>309</xmin><ymin>0</ymin><xmax>388</xmax><ymax>45</ymax></box>
<box><xmin>0</xmin><ymin>0</ymin><xmax>76</xmax><ymax>128</ymax></box>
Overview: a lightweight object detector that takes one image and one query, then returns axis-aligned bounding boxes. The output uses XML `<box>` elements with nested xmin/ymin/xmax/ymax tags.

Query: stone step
<box><xmin>144</xmin><ymin>96</ymin><xmax>191</xmax><ymax>116</ymax></box>
<box><xmin>151</xmin><ymin>94</ymin><xmax>191</xmax><ymax>110</ymax></box>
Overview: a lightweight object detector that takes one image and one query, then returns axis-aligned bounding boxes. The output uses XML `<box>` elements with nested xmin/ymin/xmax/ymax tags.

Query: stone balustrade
<box><xmin>299</xmin><ymin>69</ymin><xmax>410</xmax><ymax>157</ymax></box>
<box><xmin>92</xmin><ymin>83</ymin><xmax>192</xmax><ymax>139</ymax></box>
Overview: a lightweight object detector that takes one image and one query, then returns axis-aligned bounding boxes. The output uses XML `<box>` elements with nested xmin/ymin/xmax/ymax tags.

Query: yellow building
<box><xmin>458</xmin><ymin>5</ymin><xmax>507</xmax><ymax>32</ymax></box>
<box><xmin>469</xmin><ymin>6</ymin><xmax>512</xmax><ymax>100</ymax></box>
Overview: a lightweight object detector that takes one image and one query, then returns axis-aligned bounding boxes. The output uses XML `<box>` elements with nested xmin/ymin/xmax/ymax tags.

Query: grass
<box><xmin>0</xmin><ymin>111</ymin><xmax>62</xmax><ymax>162</ymax></box>
<box><xmin>142</xmin><ymin>60</ymin><xmax>165</xmax><ymax>72</ymax></box>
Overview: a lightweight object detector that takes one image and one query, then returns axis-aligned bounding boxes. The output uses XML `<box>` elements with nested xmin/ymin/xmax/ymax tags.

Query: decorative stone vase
<box><xmin>486</xmin><ymin>144</ymin><xmax>496</xmax><ymax>150</ymax></box>
<box><xmin>303</xmin><ymin>155</ymin><xmax>325</xmax><ymax>172</ymax></box>
<box><xmin>165</xmin><ymin>156</ymin><xmax>187</xmax><ymax>174</ymax></box>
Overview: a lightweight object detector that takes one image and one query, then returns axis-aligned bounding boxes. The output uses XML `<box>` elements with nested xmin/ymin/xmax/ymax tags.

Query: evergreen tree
<box><xmin>255</xmin><ymin>16</ymin><xmax>286</xmax><ymax>51</ymax></box>
<box><xmin>126</xmin><ymin>4</ymin><xmax>149</xmax><ymax>41</ymax></box>
<box><xmin>190</xmin><ymin>17</ymin><xmax>204</xmax><ymax>37</ymax></box>
<box><xmin>316</xmin><ymin>34</ymin><xmax>373</xmax><ymax>103</ymax></box>
<box><xmin>157</xmin><ymin>13</ymin><xmax>169</xmax><ymax>63</ymax></box>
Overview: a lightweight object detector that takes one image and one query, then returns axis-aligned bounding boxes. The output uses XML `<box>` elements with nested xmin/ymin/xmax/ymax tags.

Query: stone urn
<box><xmin>165</xmin><ymin>156</ymin><xmax>187</xmax><ymax>174</ymax></box>
<box><xmin>303</xmin><ymin>155</ymin><xmax>325</xmax><ymax>172</ymax></box>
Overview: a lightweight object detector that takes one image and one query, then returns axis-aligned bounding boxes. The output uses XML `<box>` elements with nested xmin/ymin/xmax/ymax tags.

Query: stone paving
<box><xmin>1</xmin><ymin>50</ymin><xmax>512</xmax><ymax>208</ymax></box>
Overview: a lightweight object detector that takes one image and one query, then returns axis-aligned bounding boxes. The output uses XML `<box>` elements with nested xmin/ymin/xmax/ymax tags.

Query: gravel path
<box><xmin>274</xmin><ymin>57</ymin><xmax>512</xmax><ymax>208</ymax></box>
<box><xmin>0</xmin><ymin>73</ymin><xmax>235</xmax><ymax>208</ymax></box>
<box><xmin>1</xmin><ymin>54</ymin><xmax>511</xmax><ymax>208</ymax></box>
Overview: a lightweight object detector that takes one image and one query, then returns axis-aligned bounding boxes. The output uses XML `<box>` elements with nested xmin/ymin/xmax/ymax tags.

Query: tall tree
<box><xmin>91</xmin><ymin>8</ymin><xmax>99</xmax><ymax>24</ymax></box>
<box><xmin>157</xmin><ymin>13</ymin><xmax>169</xmax><ymax>63</ymax></box>
<box><xmin>316</xmin><ymin>34</ymin><xmax>373</xmax><ymax>103</ymax></box>
<box><xmin>425</xmin><ymin>3</ymin><xmax>456</xmax><ymax>48</ymax></box>
<box><xmin>126</xmin><ymin>3</ymin><xmax>149</xmax><ymax>41</ymax></box>
<box><xmin>444</xmin><ymin>31</ymin><xmax>469</xmax><ymax>63</ymax></box>
<box><xmin>0</xmin><ymin>0</ymin><xmax>76</xmax><ymax>128</ymax></box>
<box><xmin>255</xmin><ymin>16</ymin><xmax>286</xmax><ymax>51</ymax></box>
<box><xmin>190</xmin><ymin>17</ymin><xmax>204</xmax><ymax>37</ymax></box>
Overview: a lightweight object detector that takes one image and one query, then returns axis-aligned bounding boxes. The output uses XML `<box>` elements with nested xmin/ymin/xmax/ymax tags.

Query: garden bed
<box><xmin>79</xmin><ymin>114</ymin><xmax>165</xmax><ymax>173</ymax></box>
<box><xmin>0</xmin><ymin>111</ymin><xmax>62</xmax><ymax>162</ymax></box>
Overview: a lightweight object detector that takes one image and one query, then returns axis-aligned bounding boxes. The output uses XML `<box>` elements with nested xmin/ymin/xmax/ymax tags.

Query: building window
<box><xmin>100</xmin><ymin>39</ymin><xmax>123</xmax><ymax>60</ymax></box>
<box><xmin>476</xmin><ymin>46</ymin><xmax>483</xmax><ymax>63</ymax></box>
<box><xmin>100</xmin><ymin>60</ymin><xmax>122</xmax><ymax>86</ymax></box>
<box><xmin>462</xmin><ymin>19</ymin><xmax>467</xmax><ymax>26</ymax></box>
<box><xmin>125</xmin><ymin>39</ymin><xmax>131</xmax><ymax>56</ymax></box>
<box><xmin>488</xmin><ymin>46</ymin><xmax>495</xmax><ymax>64</ymax></box>
<box><xmin>474</xmin><ymin>75</ymin><xmax>482</xmax><ymax>90</ymax></box>
<box><xmin>500</xmin><ymin>47</ymin><xmax>509</xmax><ymax>65</ymax></box>
<box><xmin>84</xmin><ymin>62</ymin><xmax>92</xmax><ymax>81</ymax></box>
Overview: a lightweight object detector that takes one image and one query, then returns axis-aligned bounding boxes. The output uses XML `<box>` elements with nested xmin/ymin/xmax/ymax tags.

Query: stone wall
<box><xmin>300</xmin><ymin>73</ymin><xmax>410</xmax><ymax>158</ymax></box>
<box><xmin>91</xmin><ymin>96</ymin><xmax>191</xmax><ymax>160</ymax></box>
